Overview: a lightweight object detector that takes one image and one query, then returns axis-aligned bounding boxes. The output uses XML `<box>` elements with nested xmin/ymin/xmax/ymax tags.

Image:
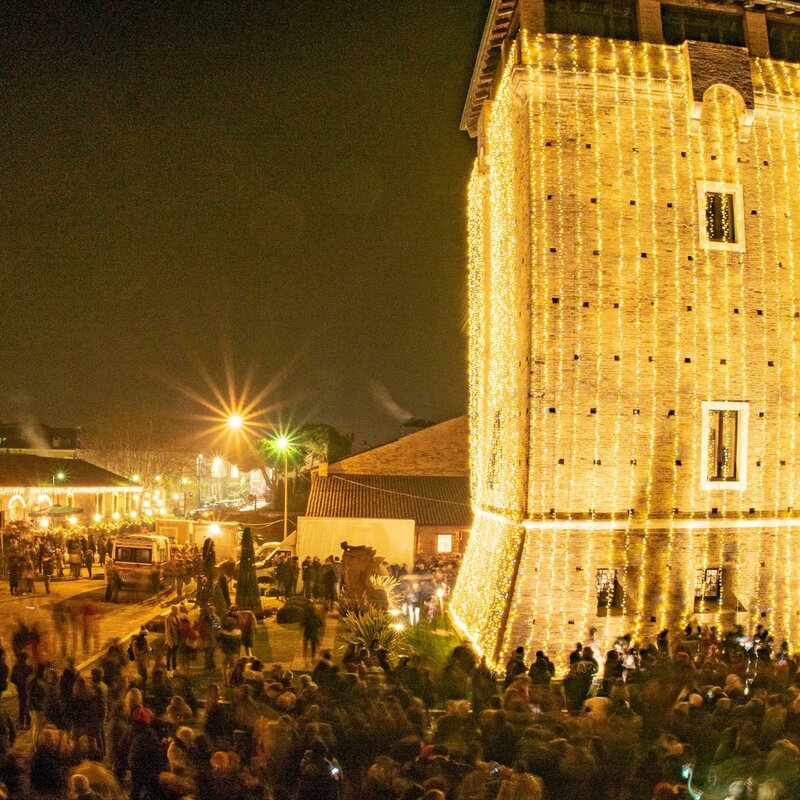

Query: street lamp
<box><xmin>274</xmin><ymin>435</ymin><xmax>290</xmax><ymax>541</ymax></box>
<box><xmin>53</xmin><ymin>471</ymin><xmax>65</xmax><ymax>507</ymax></box>
<box><xmin>228</xmin><ymin>414</ymin><xmax>243</xmax><ymax>430</ymax></box>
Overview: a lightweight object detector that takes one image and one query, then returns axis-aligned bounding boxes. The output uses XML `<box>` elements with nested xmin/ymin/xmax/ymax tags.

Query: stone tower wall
<box><xmin>452</xmin><ymin>34</ymin><xmax>800</xmax><ymax>667</ymax></box>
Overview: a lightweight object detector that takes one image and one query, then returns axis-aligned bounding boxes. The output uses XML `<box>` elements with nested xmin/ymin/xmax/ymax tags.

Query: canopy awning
<box><xmin>31</xmin><ymin>505</ymin><xmax>84</xmax><ymax>517</ymax></box>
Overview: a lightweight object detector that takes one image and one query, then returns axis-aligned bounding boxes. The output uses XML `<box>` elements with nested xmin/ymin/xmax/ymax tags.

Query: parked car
<box><xmin>254</xmin><ymin>543</ymin><xmax>294</xmax><ymax>583</ymax></box>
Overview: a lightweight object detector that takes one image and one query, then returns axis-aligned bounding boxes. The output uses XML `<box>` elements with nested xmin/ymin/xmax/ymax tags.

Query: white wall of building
<box><xmin>297</xmin><ymin>517</ymin><xmax>414</xmax><ymax>568</ymax></box>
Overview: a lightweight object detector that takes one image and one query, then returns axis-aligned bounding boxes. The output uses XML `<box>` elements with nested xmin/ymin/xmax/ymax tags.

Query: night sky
<box><xmin>0</xmin><ymin>1</ymin><xmax>489</xmax><ymax>446</ymax></box>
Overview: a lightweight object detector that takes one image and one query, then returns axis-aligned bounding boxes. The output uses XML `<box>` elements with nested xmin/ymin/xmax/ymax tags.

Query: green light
<box><xmin>55</xmin><ymin>472</ymin><xmax>65</xmax><ymax>481</ymax></box>
<box><xmin>275</xmin><ymin>436</ymin><xmax>290</xmax><ymax>450</ymax></box>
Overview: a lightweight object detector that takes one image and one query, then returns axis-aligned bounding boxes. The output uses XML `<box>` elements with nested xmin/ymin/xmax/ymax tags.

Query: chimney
<box><xmin>318</xmin><ymin>461</ymin><xmax>329</xmax><ymax>478</ymax></box>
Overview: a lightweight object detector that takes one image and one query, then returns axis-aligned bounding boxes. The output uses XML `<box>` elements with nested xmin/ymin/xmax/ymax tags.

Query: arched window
<box><xmin>8</xmin><ymin>495</ymin><xmax>26</xmax><ymax>522</ymax></box>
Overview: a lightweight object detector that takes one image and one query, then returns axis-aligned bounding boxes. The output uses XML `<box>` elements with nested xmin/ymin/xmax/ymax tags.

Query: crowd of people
<box><xmin>5</xmin><ymin>533</ymin><xmax>798</xmax><ymax>799</ymax></box>
<box><xmin>5</xmin><ymin>532</ymin><xmax>115</xmax><ymax>597</ymax></box>
<box><xmin>2</xmin><ymin>604</ymin><xmax>800</xmax><ymax>799</ymax></box>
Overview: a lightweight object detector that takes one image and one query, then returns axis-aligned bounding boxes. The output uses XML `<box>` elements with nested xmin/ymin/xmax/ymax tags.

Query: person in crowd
<box><xmin>504</xmin><ymin>646</ymin><xmax>527</xmax><ymax>688</ymax></box>
<box><xmin>230</xmin><ymin>605</ymin><xmax>258</xmax><ymax>658</ymax></box>
<box><xmin>69</xmin><ymin>772</ymin><xmax>105</xmax><ymax>800</ymax></box>
<box><xmin>41</xmin><ymin>550</ymin><xmax>54</xmax><ymax>595</ymax></box>
<box><xmin>164</xmin><ymin>605</ymin><xmax>181</xmax><ymax>677</ymax></box>
<box><xmin>84</xmin><ymin>547</ymin><xmax>95</xmax><ymax>579</ymax></box>
<box><xmin>10</xmin><ymin>652</ymin><xmax>32</xmax><ymax>730</ymax></box>
<box><xmin>302</xmin><ymin>603</ymin><xmax>325</xmax><ymax>664</ymax></box>
<box><xmin>131</xmin><ymin>626</ymin><xmax>151</xmax><ymax>687</ymax></box>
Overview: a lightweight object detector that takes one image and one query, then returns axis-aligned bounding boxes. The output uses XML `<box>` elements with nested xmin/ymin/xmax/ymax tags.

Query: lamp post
<box><xmin>53</xmin><ymin>471</ymin><xmax>65</xmax><ymax>508</ymax></box>
<box><xmin>275</xmin><ymin>436</ymin><xmax>290</xmax><ymax>541</ymax></box>
<box><xmin>225</xmin><ymin>415</ymin><xmax>292</xmax><ymax>541</ymax></box>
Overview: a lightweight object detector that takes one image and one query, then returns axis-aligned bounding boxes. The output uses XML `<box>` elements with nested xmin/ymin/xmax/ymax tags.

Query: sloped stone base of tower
<box><xmin>453</xmin><ymin>518</ymin><xmax>800</xmax><ymax>672</ymax></box>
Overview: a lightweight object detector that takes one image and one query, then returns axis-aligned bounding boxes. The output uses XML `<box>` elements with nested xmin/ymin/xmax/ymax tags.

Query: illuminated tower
<box><xmin>452</xmin><ymin>0</ymin><xmax>800</xmax><ymax>668</ymax></box>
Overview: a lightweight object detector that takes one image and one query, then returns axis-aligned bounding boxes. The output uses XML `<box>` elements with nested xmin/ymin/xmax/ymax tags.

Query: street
<box><xmin>0</xmin><ymin>575</ymin><xmax>165</xmax><ymax>672</ymax></box>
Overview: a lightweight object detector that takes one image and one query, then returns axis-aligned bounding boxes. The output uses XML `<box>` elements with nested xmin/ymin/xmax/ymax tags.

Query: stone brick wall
<box><xmin>503</xmin><ymin>522</ymin><xmax>794</xmax><ymax>669</ymax></box>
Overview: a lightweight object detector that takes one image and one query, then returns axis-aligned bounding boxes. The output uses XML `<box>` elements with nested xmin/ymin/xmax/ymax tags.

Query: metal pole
<box><xmin>283</xmin><ymin>450</ymin><xmax>288</xmax><ymax>541</ymax></box>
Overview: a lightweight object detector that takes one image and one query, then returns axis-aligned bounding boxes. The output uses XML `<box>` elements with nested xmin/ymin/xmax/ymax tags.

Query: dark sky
<box><xmin>0</xmin><ymin>1</ymin><xmax>488</xmax><ymax>446</ymax></box>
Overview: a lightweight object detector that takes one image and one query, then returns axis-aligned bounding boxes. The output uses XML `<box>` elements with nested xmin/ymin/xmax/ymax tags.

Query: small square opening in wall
<box><xmin>697</xmin><ymin>180</ymin><xmax>745</xmax><ymax>253</ymax></box>
<box><xmin>701</xmin><ymin>400</ymin><xmax>749</xmax><ymax>491</ymax></box>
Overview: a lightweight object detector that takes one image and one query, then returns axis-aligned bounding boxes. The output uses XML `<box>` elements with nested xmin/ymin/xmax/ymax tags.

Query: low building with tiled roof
<box><xmin>299</xmin><ymin>417</ymin><xmax>472</xmax><ymax>565</ymax></box>
<box><xmin>0</xmin><ymin>454</ymin><xmax>141</xmax><ymax>527</ymax></box>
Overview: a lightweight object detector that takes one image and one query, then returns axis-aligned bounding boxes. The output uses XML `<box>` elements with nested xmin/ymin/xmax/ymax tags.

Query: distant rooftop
<box><xmin>0</xmin><ymin>454</ymin><xmax>133</xmax><ymax>489</ymax></box>
<box><xmin>325</xmin><ymin>416</ymin><xmax>469</xmax><ymax>477</ymax></box>
<box><xmin>306</xmin><ymin>474</ymin><xmax>471</xmax><ymax>527</ymax></box>
<box><xmin>0</xmin><ymin>423</ymin><xmax>79</xmax><ymax>451</ymax></box>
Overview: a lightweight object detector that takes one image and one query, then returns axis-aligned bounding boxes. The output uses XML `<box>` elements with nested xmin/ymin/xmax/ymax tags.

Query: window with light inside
<box><xmin>707</xmin><ymin>408</ymin><xmax>738</xmax><ymax>482</ymax></box>
<box><xmin>696</xmin><ymin>181</ymin><xmax>745</xmax><ymax>253</ymax></box>
<box><xmin>700</xmin><ymin>401</ymin><xmax>748</xmax><ymax>490</ymax></box>
<box><xmin>695</xmin><ymin>567</ymin><xmax>721</xmax><ymax>603</ymax></box>
<box><xmin>705</xmin><ymin>191</ymin><xmax>736</xmax><ymax>244</ymax></box>
<box><xmin>596</xmin><ymin>568</ymin><xmax>618</xmax><ymax>608</ymax></box>
<box><xmin>436</xmin><ymin>534</ymin><xmax>453</xmax><ymax>554</ymax></box>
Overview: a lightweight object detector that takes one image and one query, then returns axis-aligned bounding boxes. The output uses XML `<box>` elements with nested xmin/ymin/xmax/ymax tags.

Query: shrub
<box><xmin>339</xmin><ymin>606</ymin><xmax>412</xmax><ymax>662</ymax></box>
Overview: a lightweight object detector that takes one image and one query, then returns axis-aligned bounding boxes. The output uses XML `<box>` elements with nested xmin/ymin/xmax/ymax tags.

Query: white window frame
<box><xmin>700</xmin><ymin>400</ymin><xmax>749</xmax><ymax>491</ymax></box>
<box><xmin>436</xmin><ymin>534</ymin><xmax>453</xmax><ymax>554</ymax></box>
<box><xmin>697</xmin><ymin>180</ymin><xmax>745</xmax><ymax>253</ymax></box>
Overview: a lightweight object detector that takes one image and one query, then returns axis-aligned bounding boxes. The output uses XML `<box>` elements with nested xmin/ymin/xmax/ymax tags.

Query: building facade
<box><xmin>303</xmin><ymin>417</ymin><xmax>472</xmax><ymax>561</ymax></box>
<box><xmin>0</xmin><ymin>454</ymin><xmax>141</xmax><ymax>526</ymax></box>
<box><xmin>451</xmin><ymin>0</ymin><xmax>800</xmax><ymax>668</ymax></box>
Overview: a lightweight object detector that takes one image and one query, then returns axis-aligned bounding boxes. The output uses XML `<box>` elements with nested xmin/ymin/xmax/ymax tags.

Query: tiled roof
<box><xmin>0</xmin><ymin>455</ymin><xmax>133</xmax><ymax>489</ymax></box>
<box><xmin>306</xmin><ymin>474</ymin><xmax>472</xmax><ymax>527</ymax></box>
<box><xmin>328</xmin><ymin>416</ymin><xmax>469</xmax><ymax>477</ymax></box>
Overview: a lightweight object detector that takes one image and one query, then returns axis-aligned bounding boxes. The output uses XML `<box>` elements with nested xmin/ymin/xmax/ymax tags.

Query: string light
<box><xmin>778</xmin><ymin>58</ymin><xmax>800</xmax><ymax>646</ymax></box>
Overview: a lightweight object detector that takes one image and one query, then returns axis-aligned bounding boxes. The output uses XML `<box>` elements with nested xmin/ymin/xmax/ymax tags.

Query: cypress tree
<box><xmin>236</xmin><ymin>526</ymin><xmax>261</xmax><ymax>610</ymax></box>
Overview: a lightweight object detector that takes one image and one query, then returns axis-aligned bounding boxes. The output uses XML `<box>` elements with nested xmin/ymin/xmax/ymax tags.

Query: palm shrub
<box><xmin>339</xmin><ymin>605</ymin><xmax>412</xmax><ymax>662</ymax></box>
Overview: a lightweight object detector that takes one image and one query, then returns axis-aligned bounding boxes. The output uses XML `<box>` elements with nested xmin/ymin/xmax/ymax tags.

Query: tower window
<box><xmin>662</xmin><ymin>6</ymin><xmax>745</xmax><ymax>47</ymax></box>
<box><xmin>700</xmin><ymin>401</ymin><xmax>749</xmax><ymax>491</ymax></box>
<box><xmin>545</xmin><ymin>0</ymin><xmax>638</xmax><ymax>41</ymax></box>
<box><xmin>705</xmin><ymin>191</ymin><xmax>736</xmax><ymax>244</ymax></box>
<box><xmin>697</xmin><ymin>181</ymin><xmax>745</xmax><ymax>253</ymax></box>
<box><xmin>695</xmin><ymin>567</ymin><xmax>722</xmax><ymax>610</ymax></box>
<box><xmin>768</xmin><ymin>19</ymin><xmax>800</xmax><ymax>64</ymax></box>
<box><xmin>596</xmin><ymin>568</ymin><xmax>620</xmax><ymax>611</ymax></box>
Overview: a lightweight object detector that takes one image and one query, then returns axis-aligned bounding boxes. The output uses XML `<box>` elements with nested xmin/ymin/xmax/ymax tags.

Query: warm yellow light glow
<box><xmin>129</xmin><ymin>510</ymin><xmax>138</xmax><ymax>519</ymax></box>
<box><xmin>155</xmin><ymin>475</ymin><xmax>162</xmax><ymax>483</ymax></box>
<box><xmin>275</xmin><ymin>436</ymin><xmax>290</xmax><ymax>451</ymax></box>
<box><xmin>93</xmin><ymin>513</ymin><xmax>102</xmax><ymax>523</ymax></box>
<box><xmin>131</xmin><ymin>474</ymin><xmax>140</xmax><ymax>483</ymax></box>
<box><xmin>112</xmin><ymin>512</ymin><xmax>120</xmax><ymax>521</ymax></box>
<box><xmin>39</xmin><ymin>518</ymin><xmax>49</xmax><ymax>529</ymax></box>
<box><xmin>208</xmin><ymin>523</ymin><xmax>222</xmax><ymax>535</ymax></box>
<box><xmin>68</xmin><ymin>516</ymin><xmax>78</xmax><ymax>526</ymax></box>
<box><xmin>227</xmin><ymin>414</ymin><xmax>244</xmax><ymax>430</ymax></box>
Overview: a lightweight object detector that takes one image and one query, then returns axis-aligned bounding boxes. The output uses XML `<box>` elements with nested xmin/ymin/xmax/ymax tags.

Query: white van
<box><xmin>112</xmin><ymin>534</ymin><xmax>171</xmax><ymax>589</ymax></box>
